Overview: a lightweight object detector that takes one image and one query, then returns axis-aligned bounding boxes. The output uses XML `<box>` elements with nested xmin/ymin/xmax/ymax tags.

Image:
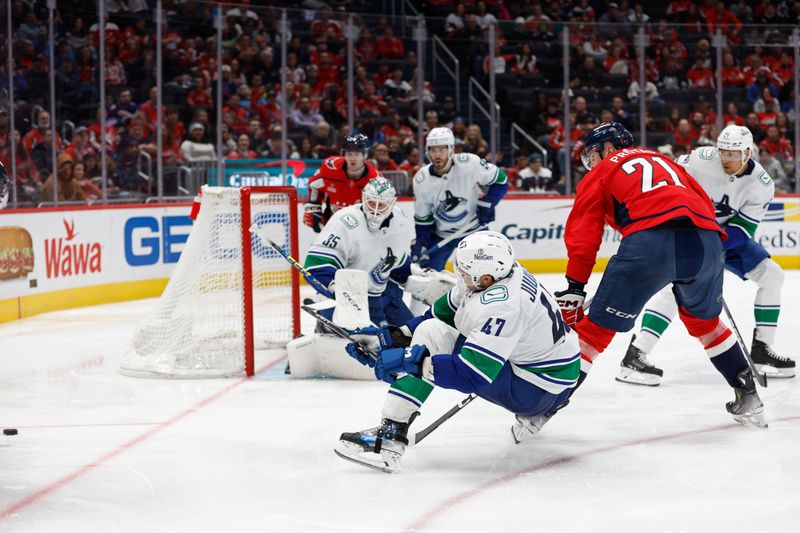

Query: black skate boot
<box><xmin>751</xmin><ymin>332</ymin><xmax>795</xmax><ymax>378</ymax></box>
<box><xmin>726</xmin><ymin>368</ymin><xmax>768</xmax><ymax>428</ymax></box>
<box><xmin>335</xmin><ymin>418</ymin><xmax>410</xmax><ymax>473</ymax></box>
<box><xmin>615</xmin><ymin>335</ymin><xmax>664</xmax><ymax>386</ymax></box>
<box><xmin>511</xmin><ymin>400</ymin><xmax>570</xmax><ymax>444</ymax></box>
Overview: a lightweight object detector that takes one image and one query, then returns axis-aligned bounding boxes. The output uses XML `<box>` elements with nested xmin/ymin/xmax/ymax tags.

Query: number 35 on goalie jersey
<box><xmin>430</xmin><ymin>265</ymin><xmax>582</xmax><ymax>394</ymax></box>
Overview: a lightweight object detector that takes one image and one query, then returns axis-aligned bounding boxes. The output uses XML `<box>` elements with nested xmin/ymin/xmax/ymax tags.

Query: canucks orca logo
<box><xmin>370</xmin><ymin>247</ymin><xmax>397</xmax><ymax>284</ymax></box>
<box><xmin>714</xmin><ymin>194</ymin><xmax>736</xmax><ymax>220</ymax></box>
<box><xmin>434</xmin><ymin>191</ymin><xmax>468</xmax><ymax>223</ymax></box>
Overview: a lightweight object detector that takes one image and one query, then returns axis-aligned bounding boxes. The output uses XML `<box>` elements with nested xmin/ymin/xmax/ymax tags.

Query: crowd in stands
<box><xmin>433</xmin><ymin>0</ymin><xmax>799</xmax><ymax>193</ymax></box>
<box><xmin>1</xmin><ymin>0</ymin><xmax>799</xmax><ymax>207</ymax></box>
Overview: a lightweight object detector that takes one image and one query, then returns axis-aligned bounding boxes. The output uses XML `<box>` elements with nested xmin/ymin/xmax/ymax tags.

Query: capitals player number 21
<box><xmin>622</xmin><ymin>157</ymin><xmax>686</xmax><ymax>193</ymax></box>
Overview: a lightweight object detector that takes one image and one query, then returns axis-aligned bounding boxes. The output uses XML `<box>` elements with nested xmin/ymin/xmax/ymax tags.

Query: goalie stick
<box><xmin>300</xmin><ymin>304</ymin><xmax>473</xmax><ymax>445</ymax></box>
<box><xmin>249</xmin><ymin>224</ymin><xmax>334</xmax><ymax>299</ymax></box>
<box><xmin>420</xmin><ymin>219</ymin><xmax>488</xmax><ymax>262</ymax></box>
<box><xmin>722</xmin><ymin>298</ymin><xmax>768</xmax><ymax>388</ymax></box>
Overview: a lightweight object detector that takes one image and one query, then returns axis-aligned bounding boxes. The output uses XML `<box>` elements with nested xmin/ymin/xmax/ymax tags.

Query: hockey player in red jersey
<box><xmin>553</xmin><ymin>122</ymin><xmax>766</xmax><ymax>427</ymax></box>
<box><xmin>303</xmin><ymin>133</ymin><xmax>382</xmax><ymax>233</ymax></box>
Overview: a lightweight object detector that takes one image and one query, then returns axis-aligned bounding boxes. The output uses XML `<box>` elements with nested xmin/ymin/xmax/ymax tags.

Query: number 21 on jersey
<box><xmin>622</xmin><ymin>156</ymin><xmax>686</xmax><ymax>193</ymax></box>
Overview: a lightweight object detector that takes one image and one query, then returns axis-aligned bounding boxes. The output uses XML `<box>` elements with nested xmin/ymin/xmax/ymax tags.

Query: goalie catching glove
<box><xmin>554</xmin><ymin>278</ymin><xmax>587</xmax><ymax>327</ymax></box>
<box><xmin>346</xmin><ymin>342</ymin><xmax>430</xmax><ymax>384</ymax></box>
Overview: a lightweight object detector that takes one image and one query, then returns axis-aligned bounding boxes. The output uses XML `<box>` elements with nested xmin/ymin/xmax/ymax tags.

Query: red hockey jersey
<box><xmin>308</xmin><ymin>156</ymin><xmax>382</xmax><ymax>221</ymax></box>
<box><xmin>565</xmin><ymin>147</ymin><xmax>722</xmax><ymax>284</ymax></box>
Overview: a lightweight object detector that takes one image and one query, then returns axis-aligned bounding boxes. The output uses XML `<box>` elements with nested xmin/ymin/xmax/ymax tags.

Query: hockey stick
<box><xmin>300</xmin><ymin>304</ymin><xmax>473</xmax><ymax>445</ymax></box>
<box><xmin>420</xmin><ymin>219</ymin><xmax>488</xmax><ymax>261</ymax></box>
<box><xmin>722</xmin><ymin>298</ymin><xmax>768</xmax><ymax>388</ymax></box>
<box><xmin>249</xmin><ymin>224</ymin><xmax>334</xmax><ymax>299</ymax></box>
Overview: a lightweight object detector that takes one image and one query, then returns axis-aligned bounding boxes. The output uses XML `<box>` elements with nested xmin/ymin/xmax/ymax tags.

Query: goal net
<box><xmin>121</xmin><ymin>186</ymin><xmax>300</xmax><ymax>378</ymax></box>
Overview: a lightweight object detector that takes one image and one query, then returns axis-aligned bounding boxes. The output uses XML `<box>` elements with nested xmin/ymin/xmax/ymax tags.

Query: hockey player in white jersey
<box><xmin>303</xmin><ymin>177</ymin><xmax>415</xmax><ymax>327</ymax></box>
<box><xmin>334</xmin><ymin>231</ymin><xmax>580</xmax><ymax>473</ymax></box>
<box><xmin>618</xmin><ymin>125</ymin><xmax>795</xmax><ymax>385</ymax></box>
<box><xmin>411</xmin><ymin>127</ymin><xmax>509</xmax><ymax>272</ymax></box>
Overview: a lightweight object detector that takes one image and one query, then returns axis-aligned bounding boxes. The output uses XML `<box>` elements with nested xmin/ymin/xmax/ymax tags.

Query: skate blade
<box><xmin>334</xmin><ymin>442</ymin><xmax>400</xmax><ymax>474</ymax></box>
<box><xmin>615</xmin><ymin>367</ymin><xmax>661</xmax><ymax>386</ymax></box>
<box><xmin>754</xmin><ymin>364</ymin><xmax>795</xmax><ymax>379</ymax></box>
<box><xmin>731</xmin><ymin>410</ymin><xmax>769</xmax><ymax>429</ymax></box>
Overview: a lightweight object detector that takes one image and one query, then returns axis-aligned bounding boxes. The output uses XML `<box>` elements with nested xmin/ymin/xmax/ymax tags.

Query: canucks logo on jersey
<box><xmin>434</xmin><ymin>191</ymin><xmax>468</xmax><ymax>223</ymax></box>
<box><xmin>714</xmin><ymin>194</ymin><xmax>736</xmax><ymax>221</ymax></box>
<box><xmin>370</xmin><ymin>247</ymin><xmax>397</xmax><ymax>285</ymax></box>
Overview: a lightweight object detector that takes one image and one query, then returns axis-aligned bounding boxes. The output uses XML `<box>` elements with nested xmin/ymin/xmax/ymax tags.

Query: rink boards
<box><xmin>1</xmin><ymin>195</ymin><xmax>799</xmax><ymax>322</ymax></box>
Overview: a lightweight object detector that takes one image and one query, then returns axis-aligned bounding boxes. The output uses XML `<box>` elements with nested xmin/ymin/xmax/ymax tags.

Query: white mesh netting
<box><xmin>120</xmin><ymin>186</ymin><xmax>296</xmax><ymax>378</ymax></box>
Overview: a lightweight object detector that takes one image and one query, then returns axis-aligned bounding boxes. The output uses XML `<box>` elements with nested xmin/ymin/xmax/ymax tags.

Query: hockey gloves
<box><xmin>374</xmin><ymin>344</ymin><xmax>430</xmax><ymax>384</ymax></box>
<box><xmin>351</xmin><ymin>325</ymin><xmax>413</xmax><ymax>350</ymax></box>
<box><xmin>476</xmin><ymin>199</ymin><xmax>495</xmax><ymax>225</ymax></box>
<box><xmin>345</xmin><ymin>341</ymin><xmax>376</xmax><ymax>368</ymax></box>
<box><xmin>554</xmin><ymin>278</ymin><xmax>587</xmax><ymax>327</ymax></box>
<box><xmin>302</xmin><ymin>203</ymin><xmax>323</xmax><ymax>233</ymax></box>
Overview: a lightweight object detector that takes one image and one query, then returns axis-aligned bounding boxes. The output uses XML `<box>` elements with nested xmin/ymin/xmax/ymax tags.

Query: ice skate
<box><xmin>616</xmin><ymin>336</ymin><xmax>664</xmax><ymax>386</ymax></box>
<box><xmin>726</xmin><ymin>369</ymin><xmax>768</xmax><ymax>428</ymax></box>
<box><xmin>751</xmin><ymin>334</ymin><xmax>795</xmax><ymax>378</ymax></box>
<box><xmin>511</xmin><ymin>400</ymin><xmax>569</xmax><ymax>444</ymax></box>
<box><xmin>335</xmin><ymin>419</ymin><xmax>409</xmax><ymax>474</ymax></box>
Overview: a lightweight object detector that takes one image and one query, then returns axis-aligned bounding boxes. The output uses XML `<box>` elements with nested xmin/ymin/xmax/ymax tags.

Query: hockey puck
<box><xmin>3</xmin><ymin>428</ymin><xmax>18</xmax><ymax>436</ymax></box>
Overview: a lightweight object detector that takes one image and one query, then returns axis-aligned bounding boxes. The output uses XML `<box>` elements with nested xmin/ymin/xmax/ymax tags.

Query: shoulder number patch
<box><xmin>480</xmin><ymin>285</ymin><xmax>508</xmax><ymax>304</ymax></box>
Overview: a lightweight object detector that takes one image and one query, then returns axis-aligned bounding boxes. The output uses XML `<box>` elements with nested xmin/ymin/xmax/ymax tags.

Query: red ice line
<box><xmin>0</xmin><ymin>357</ymin><xmax>286</xmax><ymax>521</ymax></box>
<box><xmin>402</xmin><ymin>415</ymin><xmax>800</xmax><ymax>532</ymax></box>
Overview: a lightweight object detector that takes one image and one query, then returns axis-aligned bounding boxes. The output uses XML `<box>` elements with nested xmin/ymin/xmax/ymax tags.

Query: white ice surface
<box><xmin>1</xmin><ymin>272</ymin><xmax>799</xmax><ymax>533</ymax></box>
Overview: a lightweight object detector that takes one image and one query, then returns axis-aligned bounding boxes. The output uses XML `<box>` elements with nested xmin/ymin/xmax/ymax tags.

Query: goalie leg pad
<box><xmin>287</xmin><ymin>333</ymin><xmax>376</xmax><ymax>380</ymax></box>
<box><xmin>332</xmin><ymin>269</ymin><xmax>371</xmax><ymax>330</ymax></box>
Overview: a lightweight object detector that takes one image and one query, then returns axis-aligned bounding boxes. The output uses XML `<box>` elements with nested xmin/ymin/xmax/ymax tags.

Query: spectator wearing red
<box><xmin>722</xmin><ymin>102</ymin><xmax>745</xmax><ymax>126</ymax></box>
<box><xmin>399</xmin><ymin>146</ymin><xmax>421</xmax><ymax>177</ymax></box>
<box><xmin>187</xmin><ymin>76</ymin><xmax>213</xmax><ymax>107</ymax></box>
<box><xmin>667</xmin><ymin>119</ymin><xmax>698</xmax><ymax>152</ymax></box>
<box><xmin>356</xmin><ymin>28</ymin><xmax>378</xmax><ymax>62</ymax></box>
<box><xmin>356</xmin><ymin>82</ymin><xmax>389</xmax><ymax>117</ymax></box>
<box><xmin>721</xmin><ymin>53</ymin><xmax>745</xmax><ymax>86</ymax></box>
<box><xmin>310</xmin><ymin>6</ymin><xmax>343</xmax><ymax>42</ymax></box>
<box><xmin>686</xmin><ymin>55</ymin><xmax>715</xmax><ymax>89</ymax></box>
<box><xmin>705</xmin><ymin>2</ymin><xmax>742</xmax><ymax>43</ymax></box>
<box><xmin>773</xmin><ymin>51</ymin><xmax>794</xmax><ymax>86</ymax></box>
<box><xmin>22</xmin><ymin>110</ymin><xmax>61</xmax><ymax>159</ymax></box>
<box><xmin>756</xmin><ymin>97</ymin><xmax>779</xmax><ymax>129</ymax></box>
<box><xmin>380</xmin><ymin>110</ymin><xmax>414</xmax><ymax>142</ymax></box>
<box><xmin>226</xmin><ymin>134</ymin><xmax>259</xmax><ymax>160</ymax></box>
<box><xmin>224</xmin><ymin>94</ymin><xmax>250</xmax><ymax>134</ymax></box>
<box><xmin>316</xmin><ymin>53</ymin><xmax>340</xmax><ymax>88</ymax></box>
<box><xmin>759</xmin><ymin>125</ymin><xmax>794</xmax><ymax>162</ymax></box>
<box><xmin>64</xmin><ymin>127</ymin><xmax>96</xmax><ymax>162</ymax></box>
<box><xmin>371</xmin><ymin>143</ymin><xmax>399</xmax><ymax>172</ymax></box>
<box><xmin>138</xmin><ymin>87</ymin><xmax>159</xmax><ymax>125</ymax></box>
<box><xmin>164</xmin><ymin>109</ymin><xmax>186</xmax><ymax>144</ymax></box>
<box><xmin>375</xmin><ymin>27</ymin><xmax>404</xmax><ymax>60</ymax></box>
<box><xmin>372</xmin><ymin>64</ymin><xmax>392</xmax><ymax>89</ymax></box>
<box><xmin>89</xmin><ymin>18</ymin><xmax>121</xmax><ymax>49</ymax></box>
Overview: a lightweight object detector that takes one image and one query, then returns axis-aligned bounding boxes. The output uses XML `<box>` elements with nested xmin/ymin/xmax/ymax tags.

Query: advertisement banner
<box><xmin>223</xmin><ymin>159</ymin><xmax>321</xmax><ymax>199</ymax></box>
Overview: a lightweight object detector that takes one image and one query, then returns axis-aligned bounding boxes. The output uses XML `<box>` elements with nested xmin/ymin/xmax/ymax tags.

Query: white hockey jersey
<box><xmin>412</xmin><ymin>153</ymin><xmax>507</xmax><ymax>237</ymax></box>
<box><xmin>677</xmin><ymin>147</ymin><xmax>774</xmax><ymax>237</ymax></box>
<box><xmin>305</xmin><ymin>204</ymin><xmax>414</xmax><ymax>296</ymax></box>
<box><xmin>431</xmin><ymin>264</ymin><xmax>581</xmax><ymax>394</ymax></box>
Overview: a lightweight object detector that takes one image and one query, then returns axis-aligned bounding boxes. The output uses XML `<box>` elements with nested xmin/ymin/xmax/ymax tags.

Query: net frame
<box><xmin>120</xmin><ymin>186</ymin><xmax>300</xmax><ymax>378</ymax></box>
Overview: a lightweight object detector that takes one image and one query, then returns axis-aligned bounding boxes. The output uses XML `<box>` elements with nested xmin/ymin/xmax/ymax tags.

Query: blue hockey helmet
<box><xmin>580</xmin><ymin>122</ymin><xmax>634</xmax><ymax>170</ymax></box>
<box><xmin>342</xmin><ymin>133</ymin><xmax>370</xmax><ymax>155</ymax></box>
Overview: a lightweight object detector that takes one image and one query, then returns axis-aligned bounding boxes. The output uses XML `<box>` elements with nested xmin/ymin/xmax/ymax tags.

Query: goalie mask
<box><xmin>717</xmin><ymin>125</ymin><xmax>753</xmax><ymax>176</ymax></box>
<box><xmin>453</xmin><ymin>231</ymin><xmax>515</xmax><ymax>293</ymax></box>
<box><xmin>361</xmin><ymin>177</ymin><xmax>397</xmax><ymax>232</ymax></box>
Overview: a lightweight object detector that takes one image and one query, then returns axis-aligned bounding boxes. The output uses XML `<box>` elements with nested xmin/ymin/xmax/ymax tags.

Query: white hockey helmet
<box><xmin>361</xmin><ymin>177</ymin><xmax>397</xmax><ymax>232</ymax></box>
<box><xmin>453</xmin><ymin>230</ymin><xmax>515</xmax><ymax>292</ymax></box>
<box><xmin>426</xmin><ymin>127</ymin><xmax>455</xmax><ymax>159</ymax></box>
<box><xmin>717</xmin><ymin>125</ymin><xmax>753</xmax><ymax>164</ymax></box>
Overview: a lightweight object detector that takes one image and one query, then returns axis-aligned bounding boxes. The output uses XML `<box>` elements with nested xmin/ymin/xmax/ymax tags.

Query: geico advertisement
<box><xmin>0</xmin><ymin>205</ymin><xmax>192</xmax><ymax>300</ymax></box>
